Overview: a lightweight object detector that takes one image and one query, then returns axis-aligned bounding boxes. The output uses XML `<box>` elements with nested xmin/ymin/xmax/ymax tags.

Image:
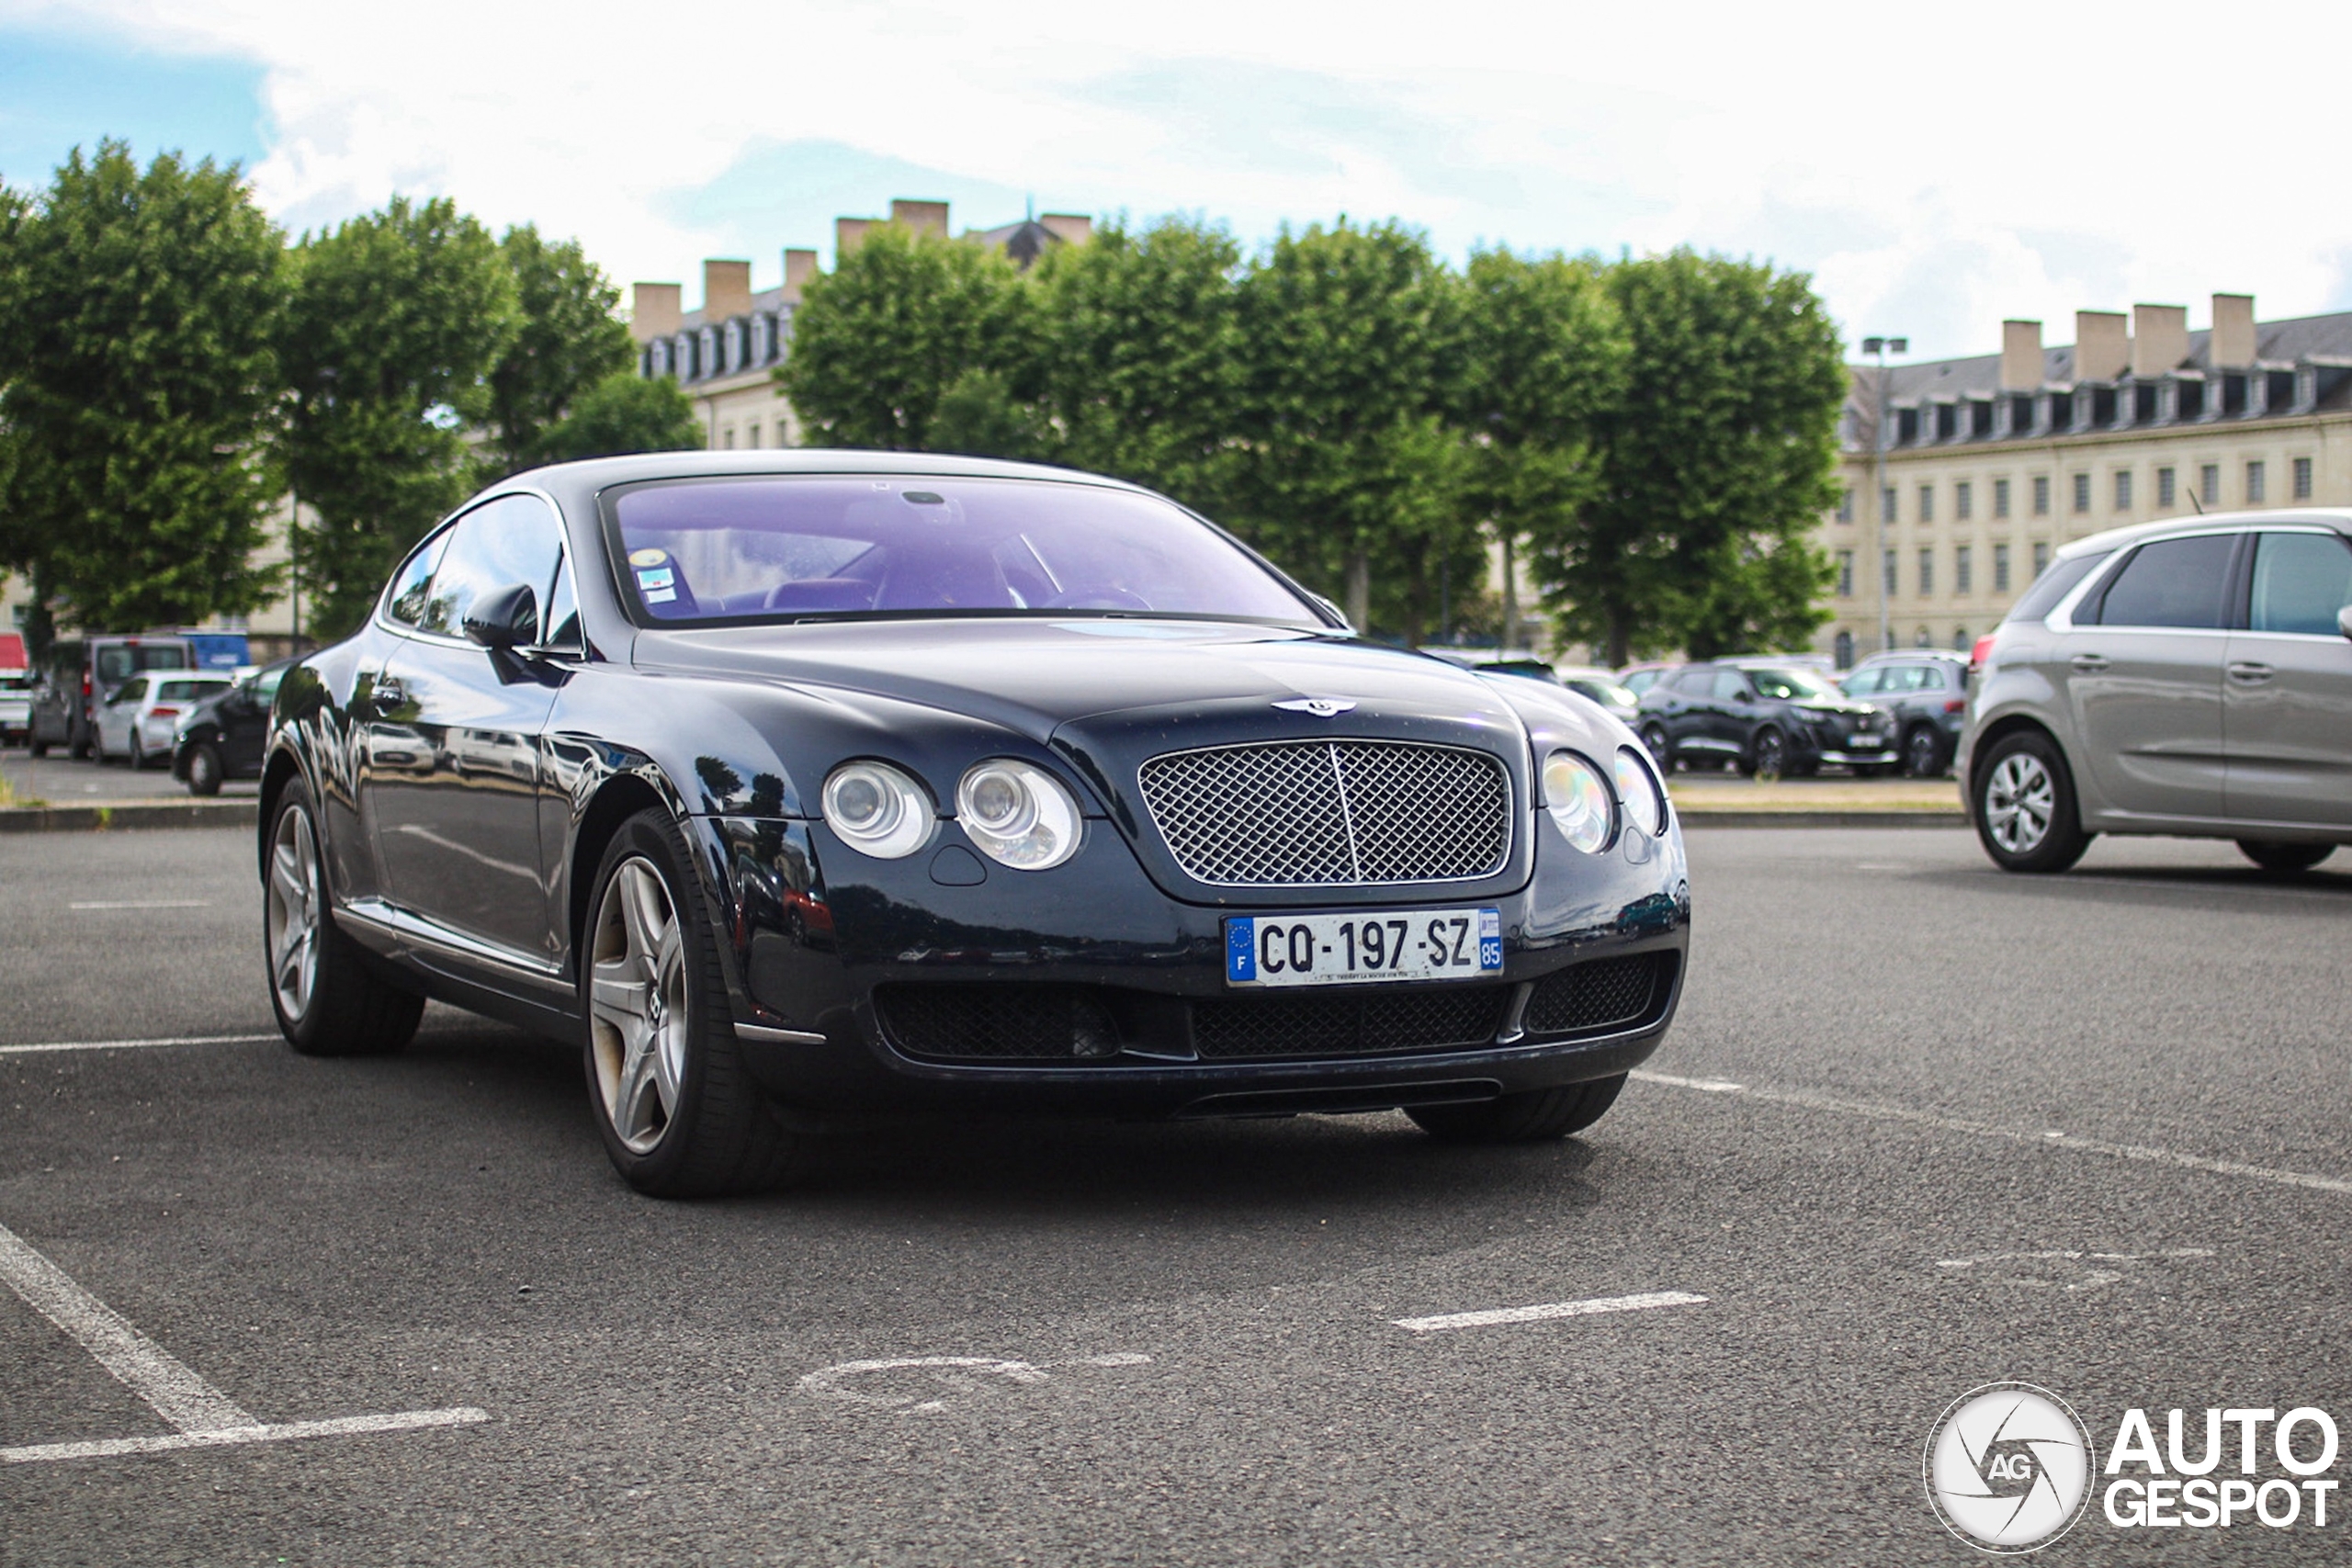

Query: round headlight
<box><xmin>821</xmin><ymin>761</ymin><xmax>933</xmax><ymax>859</ymax></box>
<box><xmin>1614</xmin><ymin>746</ymin><xmax>1666</xmax><ymax>838</ymax></box>
<box><xmin>1542</xmin><ymin>750</ymin><xmax>1616</xmax><ymax>853</ymax></box>
<box><xmin>956</xmin><ymin>759</ymin><xmax>1082</xmax><ymax>870</ymax></box>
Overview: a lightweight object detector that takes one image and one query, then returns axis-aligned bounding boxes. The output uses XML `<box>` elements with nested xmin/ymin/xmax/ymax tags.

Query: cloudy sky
<box><xmin>3</xmin><ymin>0</ymin><xmax>2345</xmax><ymax>361</ymax></box>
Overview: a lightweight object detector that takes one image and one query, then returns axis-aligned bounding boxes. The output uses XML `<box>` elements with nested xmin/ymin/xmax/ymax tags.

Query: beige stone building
<box><xmin>628</xmin><ymin>198</ymin><xmax>1092</xmax><ymax>449</ymax></box>
<box><xmin>1817</xmin><ymin>292</ymin><xmax>2352</xmax><ymax>668</ymax></box>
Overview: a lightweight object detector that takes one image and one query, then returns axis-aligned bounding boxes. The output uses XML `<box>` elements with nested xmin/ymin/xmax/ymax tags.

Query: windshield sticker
<box><xmin>628</xmin><ymin>547</ymin><xmax>669</xmax><ymax>568</ymax></box>
<box><xmin>636</xmin><ymin>567</ymin><xmax>674</xmax><ymax>592</ymax></box>
<box><xmin>644</xmin><ymin>586</ymin><xmax>677</xmax><ymax>604</ymax></box>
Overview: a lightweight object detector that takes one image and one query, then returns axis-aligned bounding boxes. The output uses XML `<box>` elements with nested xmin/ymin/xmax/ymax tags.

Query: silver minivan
<box><xmin>1964</xmin><ymin>509</ymin><xmax>2352</xmax><ymax>873</ymax></box>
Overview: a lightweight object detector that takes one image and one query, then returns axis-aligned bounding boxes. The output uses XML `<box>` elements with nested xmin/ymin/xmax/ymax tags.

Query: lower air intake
<box><xmin>1521</xmin><ymin>952</ymin><xmax>1678</xmax><ymax>1038</ymax></box>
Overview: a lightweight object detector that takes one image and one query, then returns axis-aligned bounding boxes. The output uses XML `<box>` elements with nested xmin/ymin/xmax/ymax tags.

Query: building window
<box><xmin>1953</xmin><ymin>627</ymin><xmax>1969</xmax><ymax>651</ymax></box>
<box><xmin>1883</xmin><ymin>548</ymin><xmax>1898</xmax><ymax>594</ymax></box>
<box><xmin>2247</xmin><ymin>460</ymin><xmax>2267</xmax><ymax>503</ymax></box>
<box><xmin>1915</xmin><ymin>626</ymin><xmax>1932</xmax><ymax>648</ymax></box>
<box><xmin>1994</xmin><ymin>543</ymin><xmax>2011</xmax><ymax>592</ymax></box>
<box><xmin>748</xmin><ymin>423</ymin><xmax>762</xmax><ymax>448</ymax></box>
<box><xmin>1834</xmin><ymin>630</ymin><xmax>1854</xmax><ymax>669</ymax></box>
<box><xmin>1882</xmin><ymin>485</ymin><xmax>1898</xmax><ymax>524</ymax></box>
<box><xmin>1956</xmin><ymin>544</ymin><xmax>1973</xmax><ymax>593</ymax></box>
<box><xmin>2032</xmin><ymin>541</ymin><xmax>2052</xmax><ymax>578</ymax></box>
<box><xmin>1994</xmin><ymin>478</ymin><xmax>2011</xmax><ymax>519</ymax></box>
<box><xmin>1917</xmin><ymin>547</ymin><xmax>1935</xmax><ymax>595</ymax></box>
<box><xmin>1918</xmin><ymin>484</ymin><xmax>1935</xmax><ymax>523</ymax></box>
<box><xmin>1836</xmin><ymin>489</ymin><xmax>1854</xmax><ymax>524</ymax></box>
<box><xmin>1956</xmin><ymin>481</ymin><xmax>1973</xmax><ymax>521</ymax></box>
<box><xmin>2032</xmin><ymin>476</ymin><xmax>2051</xmax><ymax>516</ymax></box>
<box><xmin>2114</xmin><ymin>469</ymin><xmax>2132</xmax><ymax>512</ymax></box>
<box><xmin>2294</xmin><ymin>457</ymin><xmax>2313</xmax><ymax>500</ymax></box>
<box><xmin>1836</xmin><ymin>551</ymin><xmax>1854</xmax><ymax>597</ymax></box>
<box><xmin>2072</xmin><ymin>473</ymin><xmax>2091</xmax><ymax>514</ymax></box>
<box><xmin>2157</xmin><ymin>467</ymin><xmax>2176</xmax><ymax>509</ymax></box>
<box><xmin>2201</xmin><ymin>464</ymin><xmax>2221</xmax><ymax>506</ymax></box>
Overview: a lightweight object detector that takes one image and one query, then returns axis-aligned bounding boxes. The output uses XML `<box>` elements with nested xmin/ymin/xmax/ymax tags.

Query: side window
<box><xmin>2090</xmin><ymin>535</ymin><xmax>2235</xmax><ymax>629</ymax></box>
<box><xmin>1671</xmin><ymin>668</ymin><xmax>1713</xmax><ymax>694</ymax></box>
<box><xmin>1712</xmin><ymin>670</ymin><xmax>1752</xmax><ymax>701</ymax></box>
<box><xmin>385</xmin><ymin>530</ymin><xmax>451</xmax><ymax>627</ymax></box>
<box><xmin>1843</xmin><ymin>669</ymin><xmax>1881</xmax><ymax>695</ymax></box>
<box><xmin>2248</xmin><ymin>533</ymin><xmax>2352</xmax><ymax>636</ymax></box>
<box><xmin>115</xmin><ymin>677</ymin><xmax>146</xmax><ymax>705</ymax></box>
<box><xmin>1918</xmin><ymin>665</ymin><xmax>1950</xmax><ymax>691</ymax></box>
<box><xmin>417</xmin><ymin>494</ymin><xmax>567</xmax><ymax>642</ymax></box>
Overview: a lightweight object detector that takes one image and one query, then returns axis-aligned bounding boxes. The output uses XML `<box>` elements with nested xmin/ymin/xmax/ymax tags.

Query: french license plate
<box><xmin>1225</xmin><ymin>908</ymin><xmax>1503</xmax><ymax>988</ymax></box>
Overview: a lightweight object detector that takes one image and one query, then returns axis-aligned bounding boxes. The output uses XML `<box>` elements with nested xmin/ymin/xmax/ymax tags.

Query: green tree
<box><xmin>1027</xmin><ymin>215</ymin><xmax>1246</xmax><ymax>508</ymax></box>
<box><xmin>1533</xmin><ymin>249</ymin><xmax>1845</xmax><ymax>663</ymax></box>
<box><xmin>775</xmin><ymin>223</ymin><xmax>1034</xmax><ymax>451</ymax></box>
<box><xmin>1227</xmin><ymin>220</ymin><xmax>1464</xmax><ymax>639</ymax></box>
<box><xmin>0</xmin><ymin>141</ymin><xmax>287</xmax><ymax>631</ymax></box>
<box><xmin>483</xmin><ymin>224</ymin><xmax>637</xmax><ymax>474</ymax></box>
<box><xmin>1451</xmin><ymin>248</ymin><xmax>1627</xmax><ymax>650</ymax></box>
<box><xmin>278</xmin><ymin>196</ymin><xmax>517</xmax><ymax>637</ymax></box>
<box><xmin>534</xmin><ymin>370</ymin><xmax>703</xmax><ymax>462</ymax></box>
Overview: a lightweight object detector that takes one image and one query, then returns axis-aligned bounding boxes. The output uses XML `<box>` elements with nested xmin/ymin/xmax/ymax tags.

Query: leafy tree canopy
<box><xmin>484</xmin><ymin>224</ymin><xmax>636</xmax><ymax>476</ymax></box>
<box><xmin>0</xmin><ymin>141</ymin><xmax>287</xmax><ymax>631</ymax></box>
<box><xmin>534</xmin><ymin>370</ymin><xmax>703</xmax><ymax>464</ymax></box>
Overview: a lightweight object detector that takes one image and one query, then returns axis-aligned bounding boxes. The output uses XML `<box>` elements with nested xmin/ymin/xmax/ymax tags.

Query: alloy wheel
<box><xmin>266</xmin><ymin>804</ymin><xmax>322</xmax><ymax>1021</ymax></box>
<box><xmin>588</xmin><ymin>857</ymin><xmax>689</xmax><ymax>1155</ymax></box>
<box><xmin>1906</xmin><ymin>728</ymin><xmax>1940</xmax><ymax>776</ymax></box>
<box><xmin>1984</xmin><ymin>752</ymin><xmax>2053</xmax><ymax>853</ymax></box>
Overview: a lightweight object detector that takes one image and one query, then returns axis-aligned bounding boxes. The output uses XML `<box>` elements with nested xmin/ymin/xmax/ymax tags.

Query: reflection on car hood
<box><xmin>629</xmin><ymin>619</ymin><xmax>1526</xmax><ymax>743</ymax></box>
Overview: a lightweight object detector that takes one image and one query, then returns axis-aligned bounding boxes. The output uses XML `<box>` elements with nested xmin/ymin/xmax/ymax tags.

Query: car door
<box><xmin>2061</xmin><ymin>531</ymin><xmax>2235</xmax><ymax>821</ymax></box>
<box><xmin>1712</xmin><ymin>669</ymin><xmax>1761</xmax><ymax>755</ymax></box>
<box><xmin>368</xmin><ymin>493</ymin><xmax>570</xmax><ymax>963</ymax></box>
<box><xmin>2223</xmin><ymin>528</ymin><xmax>2352</xmax><ymax>828</ymax></box>
<box><xmin>99</xmin><ymin>677</ymin><xmax>146</xmax><ymax>757</ymax></box>
<box><xmin>1656</xmin><ymin>668</ymin><xmax>1718</xmax><ymax>754</ymax></box>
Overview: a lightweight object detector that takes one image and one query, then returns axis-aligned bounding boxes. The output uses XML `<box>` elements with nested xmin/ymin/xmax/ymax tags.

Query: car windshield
<box><xmin>155</xmin><ymin>679</ymin><xmax>226</xmax><ymax>701</ymax></box>
<box><xmin>1746</xmin><ymin>667</ymin><xmax>1838</xmax><ymax>701</ymax></box>
<box><xmin>607</xmin><ymin>475</ymin><xmax>1319</xmax><ymax>626</ymax></box>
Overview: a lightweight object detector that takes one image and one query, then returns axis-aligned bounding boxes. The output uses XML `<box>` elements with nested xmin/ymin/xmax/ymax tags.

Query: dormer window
<box><xmin>697</xmin><ymin>326</ymin><xmax>718</xmax><ymax>380</ymax></box>
<box><xmin>723</xmin><ymin>320</ymin><xmax>744</xmax><ymax>375</ymax></box>
<box><xmin>752</xmin><ymin>313</ymin><xmax>774</xmax><ymax>365</ymax></box>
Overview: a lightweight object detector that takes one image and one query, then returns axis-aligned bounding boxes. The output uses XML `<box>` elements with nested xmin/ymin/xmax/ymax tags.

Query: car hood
<box><xmin>1795</xmin><ymin>700</ymin><xmax>1882</xmax><ymax>719</ymax></box>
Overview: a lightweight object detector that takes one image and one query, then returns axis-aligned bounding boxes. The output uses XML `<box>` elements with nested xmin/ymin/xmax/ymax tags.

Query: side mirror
<box><xmin>463</xmin><ymin>582</ymin><xmax>540</xmax><ymax>651</ymax></box>
<box><xmin>2339</xmin><ymin>604</ymin><xmax>2352</xmax><ymax>641</ymax></box>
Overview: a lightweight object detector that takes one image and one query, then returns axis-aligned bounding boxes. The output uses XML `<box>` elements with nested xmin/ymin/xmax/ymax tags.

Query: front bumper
<box><xmin>689</xmin><ymin>810</ymin><xmax>1692</xmax><ymax>1119</ymax></box>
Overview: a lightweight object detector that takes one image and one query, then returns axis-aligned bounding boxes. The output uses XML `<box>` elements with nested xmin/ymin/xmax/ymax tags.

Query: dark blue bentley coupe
<box><xmin>261</xmin><ymin>451</ymin><xmax>1690</xmax><ymax>1194</ymax></box>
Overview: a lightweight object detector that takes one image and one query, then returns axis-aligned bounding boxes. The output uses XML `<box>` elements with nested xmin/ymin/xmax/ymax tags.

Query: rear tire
<box><xmin>1639</xmin><ymin>722</ymin><xmax>1674</xmax><ymax>770</ymax></box>
<box><xmin>1746</xmin><ymin>727</ymin><xmax>1787</xmax><ymax>781</ymax></box>
<box><xmin>28</xmin><ymin>735</ymin><xmax>47</xmax><ymax>758</ymax></box>
<box><xmin>2237</xmin><ymin>840</ymin><xmax>2335</xmax><ymax>874</ymax></box>
<box><xmin>1904</xmin><ymin>725</ymin><xmax>1946</xmax><ymax>777</ymax></box>
<box><xmin>266</xmin><ymin>780</ymin><xmax>423</xmax><ymax>1056</ymax></box>
<box><xmin>582</xmin><ymin>809</ymin><xmax>806</xmax><ymax>1198</ymax></box>
<box><xmin>1972</xmin><ymin>729</ymin><xmax>2092</xmax><ymax>874</ymax></box>
<box><xmin>1408</xmin><ymin>1075</ymin><xmax>1626</xmax><ymax>1143</ymax></box>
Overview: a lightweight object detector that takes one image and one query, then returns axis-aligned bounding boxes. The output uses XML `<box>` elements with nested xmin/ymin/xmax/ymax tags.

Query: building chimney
<box><xmin>2075</xmin><ymin>310</ymin><xmax>2130</xmax><ymax>382</ymax></box>
<box><xmin>2211</xmin><ymin>293</ymin><xmax>2256</xmax><ymax>367</ymax></box>
<box><xmin>2000</xmin><ymin>320</ymin><xmax>2043</xmax><ymax>391</ymax></box>
<box><xmin>701</xmin><ymin>259</ymin><xmax>752</xmax><ymax>322</ymax></box>
<box><xmin>890</xmin><ymin>198</ymin><xmax>949</xmax><ymax>237</ymax></box>
<box><xmin>835</xmin><ymin>217</ymin><xmax>874</xmax><ymax>260</ymax></box>
<box><xmin>1038</xmin><ymin>212</ymin><xmax>1093</xmax><ymax>245</ymax></box>
<box><xmin>2132</xmin><ymin>303</ymin><xmax>2188</xmax><ymax>377</ymax></box>
<box><xmin>782</xmin><ymin>248</ymin><xmax>819</xmax><ymax>303</ymax></box>
<box><xmin>630</xmin><ymin>282</ymin><xmax>682</xmax><ymax>344</ymax></box>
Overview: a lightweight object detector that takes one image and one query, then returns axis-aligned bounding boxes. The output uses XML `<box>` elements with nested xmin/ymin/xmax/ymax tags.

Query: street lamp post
<box><xmin>1861</xmin><ymin>334</ymin><xmax>1908</xmax><ymax>653</ymax></box>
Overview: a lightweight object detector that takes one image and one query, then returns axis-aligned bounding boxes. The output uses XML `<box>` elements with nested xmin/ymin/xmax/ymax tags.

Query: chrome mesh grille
<box><xmin>1137</xmin><ymin>740</ymin><xmax>1510</xmax><ymax>886</ymax></box>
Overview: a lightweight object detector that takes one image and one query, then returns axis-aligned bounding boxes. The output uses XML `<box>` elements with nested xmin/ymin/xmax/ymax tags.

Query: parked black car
<box><xmin>1635</xmin><ymin>660</ymin><xmax>1894</xmax><ymax>776</ymax></box>
<box><xmin>174</xmin><ymin>660</ymin><xmax>294</xmax><ymax>795</ymax></box>
<box><xmin>1838</xmin><ymin>651</ymin><xmax>1968</xmax><ymax>777</ymax></box>
<box><xmin>261</xmin><ymin>451</ymin><xmax>1691</xmax><ymax>1196</ymax></box>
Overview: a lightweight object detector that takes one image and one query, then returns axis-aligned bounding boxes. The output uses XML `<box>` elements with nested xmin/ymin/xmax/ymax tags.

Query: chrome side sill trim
<box><xmin>735</xmin><ymin>1022</ymin><xmax>827</xmax><ymax>1046</ymax></box>
<box><xmin>339</xmin><ymin>897</ymin><xmax>569</xmax><ymax>993</ymax></box>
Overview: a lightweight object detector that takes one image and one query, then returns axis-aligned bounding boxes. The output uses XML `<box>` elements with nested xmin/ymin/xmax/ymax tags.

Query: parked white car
<box><xmin>95</xmin><ymin>671</ymin><xmax>232</xmax><ymax>768</ymax></box>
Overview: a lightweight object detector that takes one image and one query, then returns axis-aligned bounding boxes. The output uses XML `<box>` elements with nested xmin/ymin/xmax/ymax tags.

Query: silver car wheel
<box><xmin>588</xmin><ymin>856</ymin><xmax>688</xmax><ymax>1156</ymax></box>
<box><xmin>1984</xmin><ymin>751</ymin><xmax>2054</xmax><ymax>853</ymax></box>
<box><xmin>266</xmin><ymin>803</ymin><xmax>322</xmax><ymax>1020</ymax></box>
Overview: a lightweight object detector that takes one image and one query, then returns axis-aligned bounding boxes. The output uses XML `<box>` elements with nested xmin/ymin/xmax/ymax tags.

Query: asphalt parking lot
<box><xmin>4</xmin><ymin>824</ymin><xmax>2348</xmax><ymax>1565</ymax></box>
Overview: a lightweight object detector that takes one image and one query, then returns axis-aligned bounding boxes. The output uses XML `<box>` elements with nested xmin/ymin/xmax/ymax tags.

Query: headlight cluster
<box><xmin>820</xmin><ymin>758</ymin><xmax>1084</xmax><ymax>871</ymax></box>
<box><xmin>1543</xmin><ymin>746</ymin><xmax>1669</xmax><ymax>852</ymax></box>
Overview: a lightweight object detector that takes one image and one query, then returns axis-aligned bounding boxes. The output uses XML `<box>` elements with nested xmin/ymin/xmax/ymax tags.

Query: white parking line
<box><xmin>0</xmin><ymin>1033</ymin><xmax>276</xmax><ymax>1057</ymax></box>
<box><xmin>0</xmin><ymin>1219</ymin><xmax>487</xmax><ymax>1465</ymax></box>
<box><xmin>1392</xmin><ymin>1291</ymin><xmax>1708</xmax><ymax>1334</ymax></box>
<box><xmin>69</xmin><ymin>900</ymin><xmax>213</xmax><ymax>911</ymax></box>
<box><xmin>1632</xmin><ymin>1071</ymin><xmax>2352</xmax><ymax>1196</ymax></box>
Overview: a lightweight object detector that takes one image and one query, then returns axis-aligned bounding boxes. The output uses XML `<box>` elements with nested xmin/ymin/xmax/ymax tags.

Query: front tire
<box><xmin>2238</xmin><ymin>840</ymin><xmax>2335</xmax><ymax>874</ymax></box>
<box><xmin>1639</xmin><ymin>722</ymin><xmax>1674</xmax><ymax>770</ymax></box>
<box><xmin>1408</xmin><ymin>1075</ymin><xmax>1627</xmax><ymax>1143</ymax></box>
<box><xmin>1972</xmin><ymin>729</ymin><xmax>2091</xmax><ymax>874</ymax></box>
<box><xmin>186</xmin><ymin>743</ymin><xmax>223</xmax><ymax>795</ymax></box>
<box><xmin>582</xmin><ymin>810</ymin><xmax>805</xmax><ymax>1197</ymax></box>
<box><xmin>1746</xmin><ymin>727</ymin><xmax>1787</xmax><ymax>781</ymax></box>
<box><xmin>266</xmin><ymin>781</ymin><xmax>424</xmax><ymax>1055</ymax></box>
<box><xmin>1904</xmin><ymin>725</ymin><xmax>1946</xmax><ymax>777</ymax></box>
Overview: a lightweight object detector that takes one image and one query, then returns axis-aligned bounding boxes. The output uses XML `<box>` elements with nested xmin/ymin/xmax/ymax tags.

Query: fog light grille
<box><xmin>876</xmin><ymin>985</ymin><xmax>1121</xmax><ymax>1062</ymax></box>
<box><xmin>1521</xmin><ymin>953</ymin><xmax>1676</xmax><ymax>1037</ymax></box>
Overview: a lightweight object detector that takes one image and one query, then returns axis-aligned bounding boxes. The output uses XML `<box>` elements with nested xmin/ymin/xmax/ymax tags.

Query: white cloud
<box><xmin>7</xmin><ymin>0</ymin><xmax>2350</xmax><ymax>355</ymax></box>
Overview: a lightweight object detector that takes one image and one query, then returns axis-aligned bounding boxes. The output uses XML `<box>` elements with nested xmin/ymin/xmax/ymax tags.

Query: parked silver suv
<box><xmin>1965</xmin><ymin>510</ymin><xmax>2352</xmax><ymax>874</ymax></box>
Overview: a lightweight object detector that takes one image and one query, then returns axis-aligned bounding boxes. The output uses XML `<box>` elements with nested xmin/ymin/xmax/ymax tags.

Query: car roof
<box><xmin>1850</xmin><ymin>649</ymin><xmax>1966</xmax><ymax>666</ymax></box>
<box><xmin>504</xmin><ymin>446</ymin><xmax>1156</xmax><ymax>496</ymax></box>
<box><xmin>2055</xmin><ymin>508</ymin><xmax>2352</xmax><ymax>562</ymax></box>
